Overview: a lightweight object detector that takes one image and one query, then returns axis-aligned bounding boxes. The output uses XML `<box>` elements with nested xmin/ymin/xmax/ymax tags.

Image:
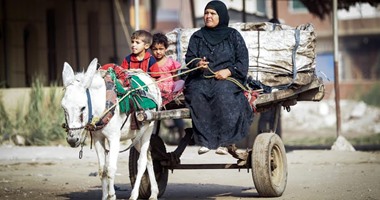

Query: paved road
<box><xmin>0</xmin><ymin>145</ymin><xmax>379</xmax><ymax>200</ymax></box>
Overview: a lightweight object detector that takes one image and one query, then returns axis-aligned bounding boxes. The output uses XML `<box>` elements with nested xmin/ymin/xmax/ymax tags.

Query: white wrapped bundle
<box><xmin>166</xmin><ymin>22</ymin><xmax>316</xmax><ymax>88</ymax></box>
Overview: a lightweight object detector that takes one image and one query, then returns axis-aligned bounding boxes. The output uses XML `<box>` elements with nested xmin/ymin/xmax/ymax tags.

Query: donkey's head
<box><xmin>61</xmin><ymin>58</ymin><xmax>98</xmax><ymax>147</ymax></box>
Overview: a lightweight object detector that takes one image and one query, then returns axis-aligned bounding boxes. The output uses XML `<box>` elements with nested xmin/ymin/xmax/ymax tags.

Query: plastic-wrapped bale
<box><xmin>166</xmin><ymin>22</ymin><xmax>316</xmax><ymax>88</ymax></box>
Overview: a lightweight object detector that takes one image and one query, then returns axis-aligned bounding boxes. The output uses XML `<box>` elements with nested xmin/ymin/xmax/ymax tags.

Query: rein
<box><xmin>203</xmin><ymin>68</ymin><xmax>252</xmax><ymax>92</ymax></box>
<box><xmin>88</xmin><ymin>58</ymin><xmax>203</xmax><ymax>128</ymax></box>
<box><xmin>64</xmin><ymin>57</ymin><xmax>259</xmax><ymax>158</ymax></box>
<box><xmin>149</xmin><ymin>58</ymin><xmax>258</xmax><ymax>93</ymax></box>
<box><xmin>88</xmin><ymin>57</ymin><xmax>259</xmax><ymax>129</ymax></box>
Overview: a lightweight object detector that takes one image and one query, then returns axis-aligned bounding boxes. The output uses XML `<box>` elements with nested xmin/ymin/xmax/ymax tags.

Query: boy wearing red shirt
<box><xmin>121</xmin><ymin>30</ymin><xmax>161</xmax><ymax>78</ymax></box>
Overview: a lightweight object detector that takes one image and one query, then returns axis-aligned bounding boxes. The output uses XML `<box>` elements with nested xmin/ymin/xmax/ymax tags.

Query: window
<box><xmin>256</xmin><ymin>0</ymin><xmax>266</xmax><ymax>15</ymax></box>
<box><xmin>289</xmin><ymin>0</ymin><xmax>308</xmax><ymax>13</ymax></box>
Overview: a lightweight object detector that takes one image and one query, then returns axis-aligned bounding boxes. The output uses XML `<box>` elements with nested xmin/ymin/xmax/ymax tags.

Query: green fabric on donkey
<box><xmin>108</xmin><ymin>68</ymin><xmax>157</xmax><ymax>113</ymax></box>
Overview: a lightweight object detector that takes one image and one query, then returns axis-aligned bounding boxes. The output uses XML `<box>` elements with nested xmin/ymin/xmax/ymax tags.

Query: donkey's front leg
<box><xmin>105</xmin><ymin>137</ymin><xmax>120</xmax><ymax>200</ymax></box>
<box><xmin>93</xmin><ymin>137</ymin><xmax>108</xmax><ymax>200</ymax></box>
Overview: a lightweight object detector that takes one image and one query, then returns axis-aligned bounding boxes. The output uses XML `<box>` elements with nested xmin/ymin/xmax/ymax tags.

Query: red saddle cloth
<box><xmin>99</xmin><ymin>63</ymin><xmax>130</xmax><ymax>87</ymax></box>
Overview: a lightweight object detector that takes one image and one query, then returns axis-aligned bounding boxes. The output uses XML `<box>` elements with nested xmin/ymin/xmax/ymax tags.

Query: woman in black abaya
<box><xmin>184</xmin><ymin>0</ymin><xmax>253</xmax><ymax>155</ymax></box>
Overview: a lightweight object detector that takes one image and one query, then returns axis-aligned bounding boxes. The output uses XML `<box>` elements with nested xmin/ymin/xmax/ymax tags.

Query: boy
<box><xmin>121</xmin><ymin>30</ymin><xmax>161</xmax><ymax>78</ymax></box>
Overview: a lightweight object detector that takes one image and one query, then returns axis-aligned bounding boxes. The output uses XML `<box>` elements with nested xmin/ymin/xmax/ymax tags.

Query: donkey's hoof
<box><xmin>107</xmin><ymin>194</ymin><xmax>116</xmax><ymax>200</ymax></box>
<box><xmin>149</xmin><ymin>192</ymin><xmax>158</xmax><ymax>200</ymax></box>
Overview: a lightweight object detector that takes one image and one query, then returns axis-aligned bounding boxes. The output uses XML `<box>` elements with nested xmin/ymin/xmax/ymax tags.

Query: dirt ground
<box><xmin>0</xmin><ymin>143</ymin><xmax>380</xmax><ymax>200</ymax></box>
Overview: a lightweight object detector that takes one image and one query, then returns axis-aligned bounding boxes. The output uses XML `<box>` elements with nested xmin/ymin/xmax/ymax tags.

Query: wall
<box><xmin>0</xmin><ymin>0</ymin><xmax>133</xmax><ymax>88</ymax></box>
<box><xmin>0</xmin><ymin>87</ymin><xmax>63</xmax><ymax>118</ymax></box>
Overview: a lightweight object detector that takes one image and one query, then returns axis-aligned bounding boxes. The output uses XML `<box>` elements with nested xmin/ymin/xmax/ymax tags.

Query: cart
<box><xmin>128</xmin><ymin>75</ymin><xmax>325</xmax><ymax>198</ymax></box>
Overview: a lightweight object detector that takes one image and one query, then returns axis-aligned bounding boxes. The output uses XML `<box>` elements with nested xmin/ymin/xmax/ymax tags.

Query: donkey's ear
<box><xmin>62</xmin><ymin>62</ymin><xmax>75</xmax><ymax>87</ymax></box>
<box><xmin>82</xmin><ymin>58</ymin><xmax>98</xmax><ymax>88</ymax></box>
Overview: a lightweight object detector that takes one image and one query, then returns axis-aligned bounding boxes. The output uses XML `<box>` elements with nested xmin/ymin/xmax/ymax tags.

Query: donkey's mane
<box><xmin>74</xmin><ymin>73</ymin><xmax>84</xmax><ymax>81</ymax></box>
<box><xmin>74</xmin><ymin>70</ymin><xmax>104</xmax><ymax>90</ymax></box>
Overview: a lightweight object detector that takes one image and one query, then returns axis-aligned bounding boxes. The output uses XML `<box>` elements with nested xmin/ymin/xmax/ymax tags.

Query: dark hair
<box><xmin>151</xmin><ymin>32</ymin><xmax>168</xmax><ymax>49</ymax></box>
<box><xmin>131</xmin><ymin>30</ymin><xmax>153</xmax><ymax>45</ymax></box>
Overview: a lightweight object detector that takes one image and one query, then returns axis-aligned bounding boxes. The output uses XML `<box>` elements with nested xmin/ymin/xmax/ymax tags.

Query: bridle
<box><xmin>62</xmin><ymin>88</ymin><xmax>93</xmax><ymax>132</ymax></box>
<box><xmin>62</xmin><ymin>88</ymin><xmax>94</xmax><ymax>159</ymax></box>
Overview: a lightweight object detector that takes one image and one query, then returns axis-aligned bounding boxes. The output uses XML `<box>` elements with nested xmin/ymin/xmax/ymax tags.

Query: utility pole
<box><xmin>333</xmin><ymin>0</ymin><xmax>341</xmax><ymax>137</ymax></box>
<box><xmin>134</xmin><ymin>0</ymin><xmax>140</xmax><ymax>30</ymax></box>
<box><xmin>242</xmin><ymin>0</ymin><xmax>246</xmax><ymax>22</ymax></box>
<box><xmin>272</xmin><ymin>0</ymin><xmax>278</xmax><ymax>19</ymax></box>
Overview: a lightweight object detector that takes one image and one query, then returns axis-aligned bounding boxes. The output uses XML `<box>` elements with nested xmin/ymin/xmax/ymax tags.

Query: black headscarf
<box><xmin>200</xmin><ymin>1</ymin><xmax>234</xmax><ymax>45</ymax></box>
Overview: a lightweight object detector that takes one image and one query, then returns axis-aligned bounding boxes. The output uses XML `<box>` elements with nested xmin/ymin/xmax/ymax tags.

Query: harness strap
<box><xmin>86</xmin><ymin>89</ymin><xmax>93</xmax><ymax>123</ymax></box>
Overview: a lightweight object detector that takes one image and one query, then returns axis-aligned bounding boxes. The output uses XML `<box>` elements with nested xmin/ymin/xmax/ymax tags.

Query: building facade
<box><xmin>1</xmin><ymin>0</ymin><xmax>379</xmax><ymax>88</ymax></box>
<box><xmin>0</xmin><ymin>0</ymin><xmax>146</xmax><ymax>87</ymax></box>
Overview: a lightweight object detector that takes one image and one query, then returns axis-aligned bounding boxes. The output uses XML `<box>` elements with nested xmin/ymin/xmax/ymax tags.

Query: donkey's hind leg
<box><xmin>129</xmin><ymin>140</ymin><xmax>149</xmax><ymax>200</ymax></box>
<box><xmin>129</xmin><ymin>130</ymin><xmax>158</xmax><ymax>200</ymax></box>
<box><xmin>146</xmin><ymin>149</ymin><xmax>159</xmax><ymax>200</ymax></box>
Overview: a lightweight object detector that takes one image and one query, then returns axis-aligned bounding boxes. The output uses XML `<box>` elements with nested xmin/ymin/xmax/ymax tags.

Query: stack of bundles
<box><xmin>166</xmin><ymin>22</ymin><xmax>316</xmax><ymax>89</ymax></box>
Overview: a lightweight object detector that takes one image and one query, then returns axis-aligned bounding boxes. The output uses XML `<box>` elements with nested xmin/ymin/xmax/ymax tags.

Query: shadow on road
<box><xmin>163</xmin><ymin>183</ymin><xmax>260</xmax><ymax>199</ymax></box>
<box><xmin>60</xmin><ymin>183</ymin><xmax>259</xmax><ymax>200</ymax></box>
<box><xmin>285</xmin><ymin>144</ymin><xmax>380</xmax><ymax>152</ymax></box>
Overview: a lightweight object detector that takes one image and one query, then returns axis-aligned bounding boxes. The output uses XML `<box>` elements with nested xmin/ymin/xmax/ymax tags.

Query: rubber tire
<box><xmin>129</xmin><ymin>135</ymin><xmax>168</xmax><ymax>199</ymax></box>
<box><xmin>251</xmin><ymin>132</ymin><xmax>287</xmax><ymax>197</ymax></box>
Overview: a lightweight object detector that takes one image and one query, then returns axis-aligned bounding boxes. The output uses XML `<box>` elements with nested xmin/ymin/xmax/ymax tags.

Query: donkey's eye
<box><xmin>80</xmin><ymin>106</ymin><xmax>86</xmax><ymax>112</ymax></box>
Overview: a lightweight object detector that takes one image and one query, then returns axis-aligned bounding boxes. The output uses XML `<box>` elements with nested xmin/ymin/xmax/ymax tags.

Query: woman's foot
<box><xmin>215</xmin><ymin>147</ymin><xmax>228</xmax><ymax>155</ymax></box>
<box><xmin>198</xmin><ymin>146</ymin><xmax>210</xmax><ymax>155</ymax></box>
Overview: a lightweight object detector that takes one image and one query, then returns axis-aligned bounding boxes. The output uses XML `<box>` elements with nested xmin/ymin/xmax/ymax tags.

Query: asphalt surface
<box><xmin>0</xmin><ymin>145</ymin><xmax>379</xmax><ymax>200</ymax></box>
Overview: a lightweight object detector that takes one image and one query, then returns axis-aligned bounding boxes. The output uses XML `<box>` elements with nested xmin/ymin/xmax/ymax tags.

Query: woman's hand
<box><xmin>197</xmin><ymin>57</ymin><xmax>209</xmax><ymax>69</ymax></box>
<box><xmin>215</xmin><ymin>68</ymin><xmax>231</xmax><ymax>80</ymax></box>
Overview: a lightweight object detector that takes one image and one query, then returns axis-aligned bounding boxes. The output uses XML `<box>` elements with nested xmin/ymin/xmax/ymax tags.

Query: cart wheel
<box><xmin>129</xmin><ymin>135</ymin><xmax>168</xmax><ymax>198</ymax></box>
<box><xmin>251</xmin><ymin>132</ymin><xmax>287</xmax><ymax>197</ymax></box>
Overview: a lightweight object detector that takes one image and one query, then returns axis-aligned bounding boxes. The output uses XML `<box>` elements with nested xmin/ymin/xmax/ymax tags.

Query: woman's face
<box><xmin>204</xmin><ymin>9</ymin><xmax>219</xmax><ymax>28</ymax></box>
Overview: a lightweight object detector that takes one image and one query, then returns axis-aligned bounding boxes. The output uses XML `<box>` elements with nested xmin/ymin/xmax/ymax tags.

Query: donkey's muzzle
<box><xmin>66</xmin><ymin>136</ymin><xmax>80</xmax><ymax>148</ymax></box>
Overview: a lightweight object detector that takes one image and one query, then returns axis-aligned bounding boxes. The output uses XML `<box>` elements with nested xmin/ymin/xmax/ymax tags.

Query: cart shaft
<box><xmin>161</xmin><ymin>163</ymin><xmax>249</xmax><ymax>169</ymax></box>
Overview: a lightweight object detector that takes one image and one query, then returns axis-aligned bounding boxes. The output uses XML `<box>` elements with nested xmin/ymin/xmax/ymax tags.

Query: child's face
<box><xmin>131</xmin><ymin>37</ymin><xmax>150</xmax><ymax>56</ymax></box>
<box><xmin>151</xmin><ymin>43</ymin><xmax>166</xmax><ymax>60</ymax></box>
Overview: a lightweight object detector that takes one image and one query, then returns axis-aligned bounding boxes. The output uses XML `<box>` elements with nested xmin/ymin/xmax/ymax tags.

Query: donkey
<box><xmin>61</xmin><ymin>58</ymin><xmax>161</xmax><ymax>200</ymax></box>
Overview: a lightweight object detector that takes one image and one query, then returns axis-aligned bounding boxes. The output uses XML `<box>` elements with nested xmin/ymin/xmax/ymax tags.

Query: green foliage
<box><xmin>0</xmin><ymin>77</ymin><xmax>65</xmax><ymax>145</ymax></box>
<box><xmin>0</xmin><ymin>92</ymin><xmax>13</xmax><ymax>139</ymax></box>
<box><xmin>361</xmin><ymin>82</ymin><xmax>380</xmax><ymax>108</ymax></box>
<box><xmin>25</xmin><ymin>78</ymin><xmax>47</xmax><ymax>145</ymax></box>
<box><xmin>24</xmin><ymin>78</ymin><xmax>65</xmax><ymax>145</ymax></box>
<box><xmin>348</xmin><ymin>134</ymin><xmax>380</xmax><ymax>146</ymax></box>
<box><xmin>284</xmin><ymin>135</ymin><xmax>336</xmax><ymax>146</ymax></box>
<box><xmin>45</xmin><ymin>84</ymin><xmax>66</xmax><ymax>141</ymax></box>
